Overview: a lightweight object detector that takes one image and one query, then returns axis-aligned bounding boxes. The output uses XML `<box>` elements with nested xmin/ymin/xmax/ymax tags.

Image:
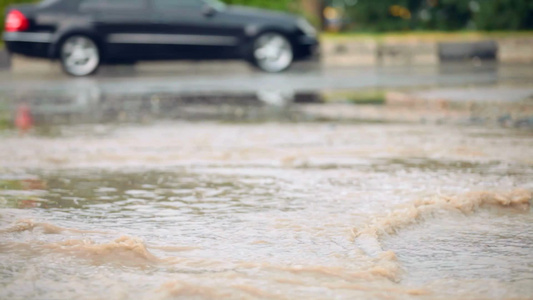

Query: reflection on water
<box><xmin>2</xmin><ymin>63</ymin><xmax>533</xmax><ymax>128</ymax></box>
<box><xmin>0</xmin><ymin>123</ymin><xmax>532</xmax><ymax>299</ymax></box>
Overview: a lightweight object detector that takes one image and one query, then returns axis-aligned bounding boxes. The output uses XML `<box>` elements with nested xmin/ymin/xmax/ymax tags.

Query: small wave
<box><xmin>0</xmin><ymin>219</ymin><xmax>211</xmax><ymax>268</ymax></box>
<box><xmin>43</xmin><ymin>236</ymin><xmax>172</xmax><ymax>267</ymax></box>
<box><xmin>354</xmin><ymin>189</ymin><xmax>531</xmax><ymax>242</ymax></box>
<box><xmin>150</xmin><ymin>245</ymin><xmax>200</xmax><ymax>252</ymax></box>
<box><xmin>231</xmin><ymin>284</ymin><xmax>282</xmax><ymax>298</ymax></box>
<box><xmin>353</xmin><ymin>189</ymin><xmax>532</xmax><ymax>280</ymax></box>
<box><xmin>246</xmin><ymin>253</ymin><xmax>403</xmax><ymax>283</ymax></box>
<box><xmin>157</xmin><ymin>280</ymin><xmax>232</xmax><ymax>299</ymax></box>
<box><xmin>0</xmin><ymin>234</ymin><xmax>209</xmax><ymax>269</ymax></box>
<box><xmin>0</xmin><ymin>219</ymin><xmax>106</xmax><ymax>234</ymax></box>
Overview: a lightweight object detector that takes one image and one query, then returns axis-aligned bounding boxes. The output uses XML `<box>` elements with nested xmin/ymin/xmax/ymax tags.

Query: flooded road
<box><xmin>1</xmin><ymin>122</ymin><xmax>532</xmax><ymax>299</ymax></box>
<box><xmin>2</xmin><ymin>63</ymin><xmax>533</xmax><ymax>96</ymax></box>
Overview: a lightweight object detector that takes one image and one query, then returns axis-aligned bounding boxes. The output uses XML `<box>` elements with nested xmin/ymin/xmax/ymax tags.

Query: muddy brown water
<box><xmin>0</xmin><ymin>122</ymin><xmax>532</xmax><ymax>299</ymax></box>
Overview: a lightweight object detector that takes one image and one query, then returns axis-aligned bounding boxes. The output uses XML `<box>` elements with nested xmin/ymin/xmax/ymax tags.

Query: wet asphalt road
<box><xmin>1</xmin><ymin>62</ymin><xmax>532</xmax><ymax>127</ymax></box>
<box><xmin>1</xmin><ymin>62</ymin><xmax>532</xmax><ymax>96</ymax></box>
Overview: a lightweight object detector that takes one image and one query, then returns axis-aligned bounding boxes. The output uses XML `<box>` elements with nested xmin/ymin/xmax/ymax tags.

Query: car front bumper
<box><xmin>295</xmin><ymin>35</ymin><xmax>320</xmax><ymax>60</ymax></box>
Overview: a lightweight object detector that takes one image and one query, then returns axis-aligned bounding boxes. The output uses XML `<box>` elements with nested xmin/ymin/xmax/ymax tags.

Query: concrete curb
<box><xmin>321</xmin><ymin>37</ymin><xmax>533</xmax><ymax>67</ymax></box>
<box><xmin>439</xmin><ymin>40</ymin><xmax>497</xmax><ymax>61</ymax></box>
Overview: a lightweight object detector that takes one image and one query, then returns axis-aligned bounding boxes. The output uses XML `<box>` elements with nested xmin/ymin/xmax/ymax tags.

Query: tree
<box><xmin>474</xmin><ymin>0</ymin><xmax>533</xmax><ymax>30</ymax></box>
<box><xmin>342</xmin><ymin>0</ymin><xmax>533</xmax><ymax>31</ymax></box>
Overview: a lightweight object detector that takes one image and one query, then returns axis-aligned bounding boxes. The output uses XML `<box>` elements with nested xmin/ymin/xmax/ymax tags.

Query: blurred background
<box><xmin>1</xmin><ymin>0</ymin><xmax>532</xmax><ymax>128</ymax></box>
<box><xmin>4</xmin><ymin>0</ymin><xmax>533</xmax><ymax>31</ymax></box>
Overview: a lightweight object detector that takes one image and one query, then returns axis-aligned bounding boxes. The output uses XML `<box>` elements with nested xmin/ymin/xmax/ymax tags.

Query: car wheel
<box><xmin>252</xmin><ymin>32</ymin><xmax>293</xmax><ymax>73</ymax></box>
<box><xmin>60</xmin><ymin>35</ymin><xmax>100</xmax><ymax>76</ymax></box>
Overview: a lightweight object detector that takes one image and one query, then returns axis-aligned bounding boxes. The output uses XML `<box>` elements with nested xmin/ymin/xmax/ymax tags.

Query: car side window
<box><xmin>152</xmin><ymin>0</ymin><xmax>203</xmax><ymax>11</ymax></box>
<box><xmin>106</xmin><ymin>0</ymin><xmax>144</xmax><ymax>7</ymax></box>
<box><xmin>79</xmin><ymin>0</ymin><xmax>146</xmax><ymax>11</ymax></box>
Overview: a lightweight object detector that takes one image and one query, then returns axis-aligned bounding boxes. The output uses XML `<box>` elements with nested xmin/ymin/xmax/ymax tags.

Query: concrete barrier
<box><xmin>498</xmin><ymin>38</ymin><xmax>533</xmax><ymax>63</ymax></box>
<box><xmin>321</xmin><ymin>39</ymin><xmax>377</xmax><ymax>66</ymax></box>
<box><xmin>438</xmin><ymin>40</ymin><xmax>498</xmax><ymax>61</ymax></box>
<box><xmin>378</xmin><ymin>42</ymin><xmax>438</xmax><ymax>65</ymax></box>
<box><xmin>320</xmin><ymin>39</ymin><xmax>505</xmax><ymax>66</ymax></box>
<box><xmin>321</xmin><ymin>39</ymin><xmax>439</xmax><ymax>66</ymax></box>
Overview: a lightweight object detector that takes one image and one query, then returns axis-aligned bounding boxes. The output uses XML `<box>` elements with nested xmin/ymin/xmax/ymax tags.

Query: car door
<box><xmin>149</xmin><ymin>0</ymin><xmax>245</xmax><ymax>60</ymax></box>
<box><xmin>79</xmin><ymin>0</ymin><xmax>156</xmax><ymax>60</ymax></box>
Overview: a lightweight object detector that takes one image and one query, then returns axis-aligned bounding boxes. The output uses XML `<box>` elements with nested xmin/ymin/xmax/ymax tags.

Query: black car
<box><xmin>3</xmin><ymin>0</ymin><xmax>319</xmax><ymax>76</ymax></box>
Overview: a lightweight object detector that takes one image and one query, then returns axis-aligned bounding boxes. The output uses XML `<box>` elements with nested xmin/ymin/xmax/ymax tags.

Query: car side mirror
<box><xmin>202</xmin><ymin>4</ymin><xmax>217</xmax><ymax>17</ymax></box>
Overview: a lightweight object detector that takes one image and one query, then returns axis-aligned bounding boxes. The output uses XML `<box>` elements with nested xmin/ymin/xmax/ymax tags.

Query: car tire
<box><xmin>251</xmin><ymin>32</ymin><xmax>293</xmax><ymax>73</ymax></box>
<box><xmin>60</xmin><ymin>35</ymin><xmax>100</xmax><ymax>77</ymax></box>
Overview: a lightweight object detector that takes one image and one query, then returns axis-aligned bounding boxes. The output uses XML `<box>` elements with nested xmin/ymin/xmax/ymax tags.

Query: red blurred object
<box><xmin>5</xmin><ymin>10</ymin><xmax>29</xmax><ymax>32</ymax></box>
<box><xmin>21</xmin><ymin>179</ymin><xmax>47</xmax><ymax>190</ymax></box>
<box><xmin>15</xmin><ymin>104</ymin><xmax>33</xmax><ymax>135</ymax></box>
<box><xmin>19</xmin><ymin>199</ymin><xmax>41</xmax><ymax>209</ymax></box>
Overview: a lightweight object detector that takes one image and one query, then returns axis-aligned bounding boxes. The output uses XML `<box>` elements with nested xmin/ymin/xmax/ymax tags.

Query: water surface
<box><xmin>1</xmin><ymin>122</ymin><xmax>532</xmax><ymax>299</ymax></box>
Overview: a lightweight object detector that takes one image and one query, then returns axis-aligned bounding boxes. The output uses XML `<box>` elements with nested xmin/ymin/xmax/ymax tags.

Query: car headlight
<box><xmin>297</xmin><ymin>18</ymin><xmax>317</xmax><ymax>37</ymax></box>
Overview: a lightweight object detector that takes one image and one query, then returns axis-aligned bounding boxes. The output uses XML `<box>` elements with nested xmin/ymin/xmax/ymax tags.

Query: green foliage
<box><xmin>346</xmin><ymin>0</ymin><xmax>414</xmax><ymax>31</ymax></box>
<box><xmin>221</xmin><ymin>0</ymin><xmax>296</xmax><ymax>12</ymax></box>
<box><xmin>474</xmin><ymin>0</ymin><xmax>533</xmax><ymax>31</ymax></box>
<box><xmin>340</xmin><ymin>0</ymin><xmax>533</xmax><ymax>31</ymax></box>
<box><xmin>421</xmin><ymin>0</ymin><xmax>473</xmax><ymax>30</ymax></box>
